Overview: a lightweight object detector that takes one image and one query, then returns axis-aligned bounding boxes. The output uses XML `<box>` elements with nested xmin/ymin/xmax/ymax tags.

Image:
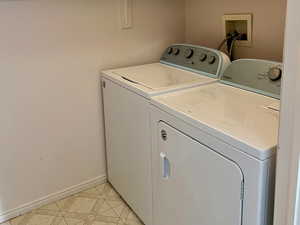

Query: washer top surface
<box><xmin>102</xmin><ymin>63</ymin><xmax>216</xmax><ymax>98</ymax></box>
<box><xmin>101</xmin><ymin>44</ymin><xmax>230</xmax><ymax>99</ymax></box>
<box><xmin>113</xmin><ymin>63</ymin><xmax>206</xmax><ymax>90</ymax></box>
<box><xmin>151</xmin><ymin>83</ymin><xmax>280</xmax><ymax>160</ymax></box>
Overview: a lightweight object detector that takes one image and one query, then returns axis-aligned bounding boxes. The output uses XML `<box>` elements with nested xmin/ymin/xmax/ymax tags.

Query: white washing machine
<box><xmin>150</xmin><ymin>59</ymin><xmax>282</xmax><ymax>225</ymax></box>
<box><xmin>101</xmin><ymin>44</ymin><xmax>230</xmax><ymax>225</ymax></box>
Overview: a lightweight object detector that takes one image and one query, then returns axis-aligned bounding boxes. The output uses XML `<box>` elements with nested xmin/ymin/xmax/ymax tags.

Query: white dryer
<box><xmin>101</xmin><ymin>44</ymin><xmax>230</xmax><ymax>225</ymax></box>
<box><xmin>150</xmin><ymin>59</ymin><xmax>282</xmax><ymax>225</ymax></box>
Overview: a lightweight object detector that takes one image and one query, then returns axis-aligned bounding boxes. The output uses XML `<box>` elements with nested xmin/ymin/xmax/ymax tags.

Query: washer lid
<box><xmin>113</xmin><ymin>63</ymin><xmax>209</xmax><ymax>90</ymax></box>
<box><xmin>102</xmin><ymin>63</ymin><xmax>216</xmax><ymax>98</ymax></box>
<box><xmin>151</xmin><ymin>83</ymin><xmax>280</xmax><ymax>160</ymax></box>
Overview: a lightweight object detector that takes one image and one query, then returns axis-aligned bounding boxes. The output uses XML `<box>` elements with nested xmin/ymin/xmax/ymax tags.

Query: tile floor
<box><xmin>1</xmin><ymin>183</ymin><xmax>143</xmax><ymax>225</ymax></box>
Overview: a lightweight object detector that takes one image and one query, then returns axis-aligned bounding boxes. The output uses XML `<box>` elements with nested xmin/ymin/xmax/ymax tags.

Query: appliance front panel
<box><xmin>154</xmin><ymin>121</ymin><xmax>244</xmax><ymax>225</ymax></box>
<box><xmin>102</xmin><ymin>78</ymin><xmax>152</xmax><ymax>225</ymax></box>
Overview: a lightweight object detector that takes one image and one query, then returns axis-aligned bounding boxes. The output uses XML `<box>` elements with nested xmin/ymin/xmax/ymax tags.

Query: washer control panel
<box><xmin>161</xmin><ymin>44</ymin><xmax>223</xmax><ymax>77</ymax></box>
<box><xmin>221</xmin><ymin>59</ymin><xmax>283</xmax><ymax>99</ymax></box>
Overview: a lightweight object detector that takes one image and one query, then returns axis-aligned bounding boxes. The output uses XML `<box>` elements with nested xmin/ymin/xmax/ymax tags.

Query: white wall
<box><xmin>274</xmin><ymin>0</ymin><xmax>300</xmax><ymax>224</ymax></box>
<box><xmin>0</xmin><ymin>0</ymin><xmax>185</xmax><ymax>221</ymax></box>
<box><xmin>185</xmin><ymin>0</ymin><xmax>287</xmax><ymax>61</ymax></box>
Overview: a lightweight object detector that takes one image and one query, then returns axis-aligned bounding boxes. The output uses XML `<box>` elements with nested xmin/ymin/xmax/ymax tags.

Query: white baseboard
<box><xmin>0</xmin><ymin>175</ymin><xmax>107</xmax><ymax>223</ymax></box>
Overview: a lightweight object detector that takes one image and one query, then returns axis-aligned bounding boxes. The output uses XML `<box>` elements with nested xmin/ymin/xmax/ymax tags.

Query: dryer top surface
<box><xmin>151</xmin><ymin>83</ymin><xmax>280</xmax><ymax>160</ymax></box>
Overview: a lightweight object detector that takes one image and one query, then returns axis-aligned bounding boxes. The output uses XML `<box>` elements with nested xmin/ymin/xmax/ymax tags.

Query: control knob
<box><xmin>199</xmin><ymin>53</ymin><xmax>207</xmax><ymax>62</ymax></box>
<box><xmin>208</xmin><ymin>55</ymin><xmax>216</xmax><ymax>64</ymax></box>
<box><xmin>184</xmin><ymin>48</ymin><xmax>194</xmax><ymax>59</ymax></box>
<box><xmin>173</xmin><ymin>48</ymin><xmax>180</xmax><ymax>55</ymax></box>
<box><xmin>268</xmin><ymin>67</ymin><xmax>282</xmax><ymax>81</ymax></box>
<box><xmin>167</xmin><ymin>47</ymin><xmax>173</xmax><ymax>55</ymax></box>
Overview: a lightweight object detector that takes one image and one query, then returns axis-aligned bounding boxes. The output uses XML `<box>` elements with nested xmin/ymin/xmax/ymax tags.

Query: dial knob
<box><xmin>173</xmin><ymin>48</ymin><xmax>180</xmax><ymax>56</ymax></box>
<box><xmin>167</xmin><ymin>47</ymin><xmax>173</xmax><ymax>55</ymax></box>
<box><xmin>208</xmin><ymin>55</ymin><xmax>216</xmax><ymax>64</ymax></box>
<box><xmin>184</xmin><ymin>48</ymin><xmax>194</xmax><ymax>59</ymax></box>
<box><xmin>268</xmin><ymin>67</ymin><xmax>282</xmax><ymax>81</ymax></box>
<box><xmin>199</xmin><ymin>53</ymin><xmax>207</xmax><ymax>62</ymax></box>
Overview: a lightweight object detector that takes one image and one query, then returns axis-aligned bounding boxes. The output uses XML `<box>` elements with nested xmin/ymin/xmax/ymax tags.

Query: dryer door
<box><xmin>154</xmin><ymin>121</ymin><xmax>244</xmax><ymax>225</ymax></box>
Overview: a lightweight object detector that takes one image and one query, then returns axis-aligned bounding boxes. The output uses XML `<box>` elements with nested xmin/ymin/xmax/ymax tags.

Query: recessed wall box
<box><xmin>223</xmin><ymin>14</ymin><xmax>252</xmax><ymax>47</ymax></box>
<box><xmin>120</xmin><ymin>0</ymin><xmax>133</xmax><ymax>29</ymax></box>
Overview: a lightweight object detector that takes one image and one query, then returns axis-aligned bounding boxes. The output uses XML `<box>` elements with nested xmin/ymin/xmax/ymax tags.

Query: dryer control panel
<box><xmin>221</xmin><ymin>59</ymin><xmax>283</xmax><ymax>99</ymax></box>
<box><xmin>160</xmin><ymin>44</ymin><xmax>229</xmax><ymax>78</ymax></box>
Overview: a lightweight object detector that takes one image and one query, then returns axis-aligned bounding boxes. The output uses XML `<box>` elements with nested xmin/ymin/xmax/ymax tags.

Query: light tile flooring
<box><xmin>1</xmin><ymin>183</ymin><xmax>143</xmax><ymax>225</ymax></box>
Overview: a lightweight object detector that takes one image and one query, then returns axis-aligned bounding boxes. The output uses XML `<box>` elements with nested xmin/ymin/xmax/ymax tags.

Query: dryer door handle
<box><xmin>160</xmin><ymin>152</ymin><xmax>170</xmax><ymax>179</ymax></box>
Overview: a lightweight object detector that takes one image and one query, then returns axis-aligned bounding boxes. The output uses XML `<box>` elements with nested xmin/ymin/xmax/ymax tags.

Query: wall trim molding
<box><xmin>0</xmin><ymin>175</ymin><xmax>107</xmax><ymax>223</ymax></box>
